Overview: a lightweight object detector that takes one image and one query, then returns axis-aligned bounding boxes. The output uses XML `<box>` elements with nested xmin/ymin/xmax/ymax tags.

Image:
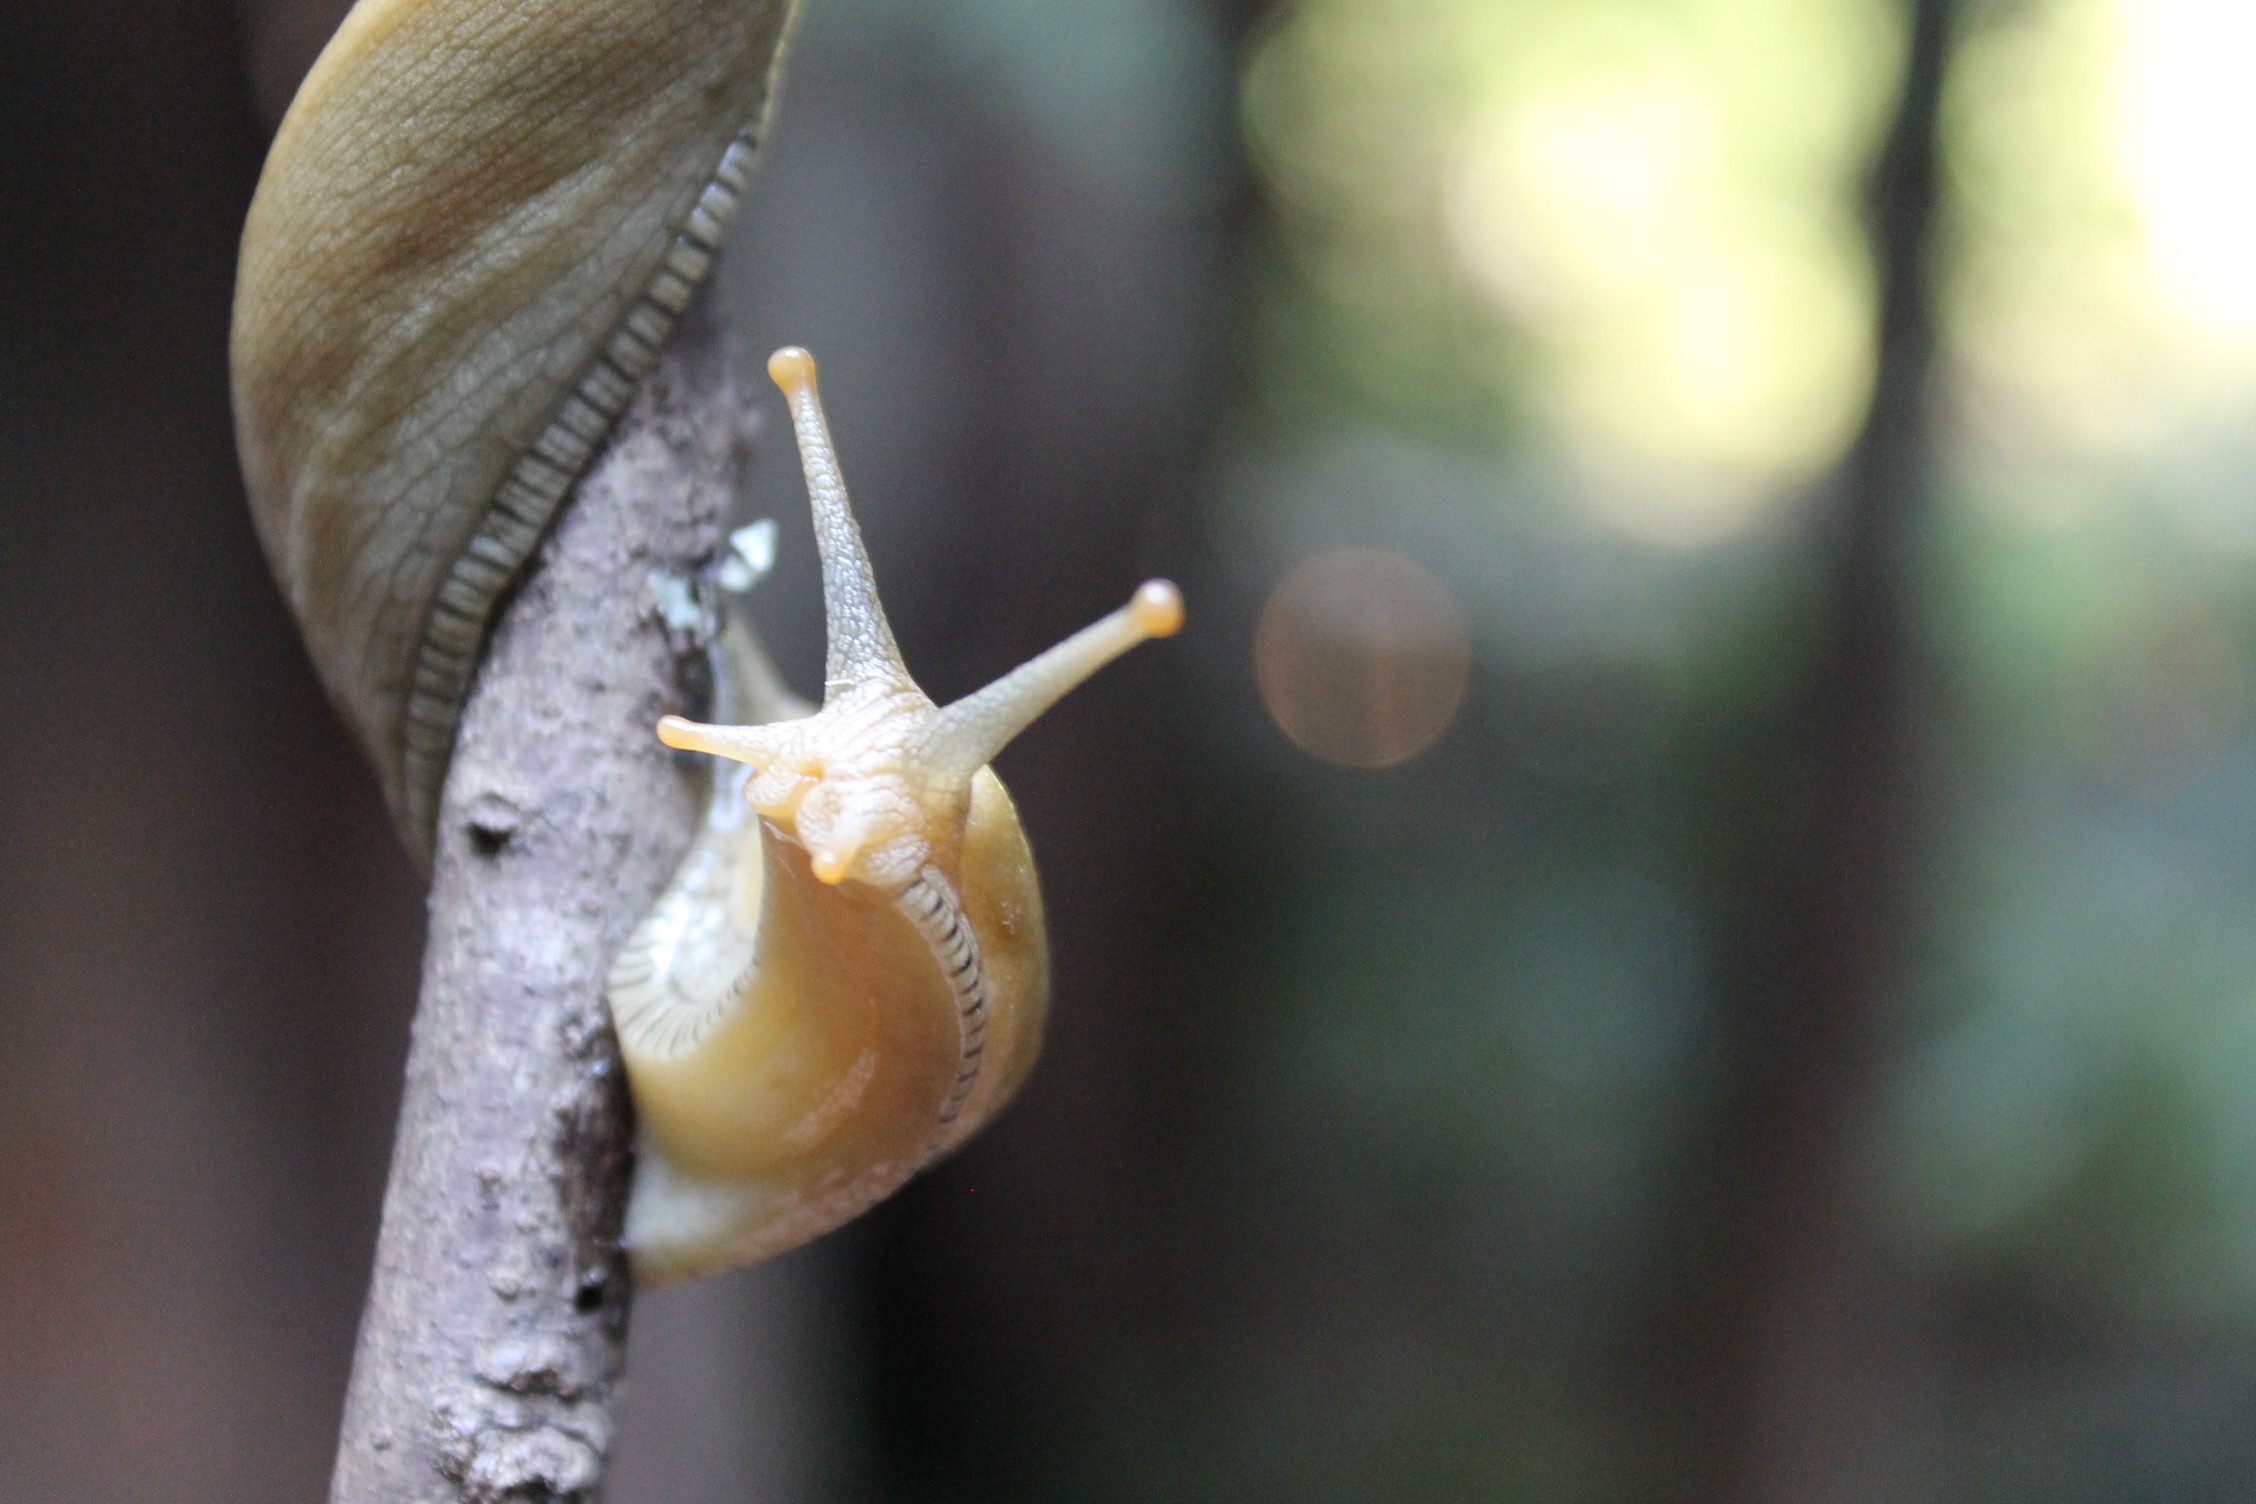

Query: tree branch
<box><xmin>329</xmin><ymin>302</ymin><xmax>742</xmax><ymax>1504</ymax></box>
<box><xmin>1666</xmin><ymin>1</ymin><xmax>1957</xmax><ymax>1497</ymax></box>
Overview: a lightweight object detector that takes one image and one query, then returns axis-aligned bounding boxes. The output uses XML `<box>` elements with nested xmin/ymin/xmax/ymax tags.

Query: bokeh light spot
<box><xmin>2119</xmin><ymin>0</ymin><xmax>2256</xmax><ymax>339</ymax></box>
<box><xmin>1244</xmin><ymin>0</ymin><xmax>1892</xmax><ymax>545</ymax></box>
<box><xmin>1255</xmin><ymin>548</ymin><xmax>1471</xmax><ymax>768</ymax></box>
<box><xmin>1948</xmin><ymin>0</ymin><xmax>2256</xmax><ymax>493</ymax></box>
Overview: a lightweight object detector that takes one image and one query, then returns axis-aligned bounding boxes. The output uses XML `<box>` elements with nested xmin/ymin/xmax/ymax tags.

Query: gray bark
<box><xmin>329</xmin><ymin>305</ymin><xmax>743</xmax><ymax>1504</ymax></box>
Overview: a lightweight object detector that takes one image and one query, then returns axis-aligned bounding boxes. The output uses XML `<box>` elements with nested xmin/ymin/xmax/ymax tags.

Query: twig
<box><xmin>329</xmin><ymin>301</ymin><xmax>742</xmax><ymax>1504</ymax></box>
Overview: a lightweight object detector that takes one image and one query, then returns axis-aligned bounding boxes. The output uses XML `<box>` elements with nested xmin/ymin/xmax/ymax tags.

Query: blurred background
<box><xmin>8</xmin><ymin>0</ymin><xmax>2256</xmax><ymax>1498</ymax></box>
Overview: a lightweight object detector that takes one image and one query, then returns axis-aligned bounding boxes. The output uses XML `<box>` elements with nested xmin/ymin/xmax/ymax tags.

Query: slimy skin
<box><xmin>608</xmin><ymin>349</ymin><xmax>1183</xmax><ymax>1285</ymax></box>
<box><xmin>231</xmin><ymin>0</ymin><xmax>798</xmax><ymax>864</ymax></box>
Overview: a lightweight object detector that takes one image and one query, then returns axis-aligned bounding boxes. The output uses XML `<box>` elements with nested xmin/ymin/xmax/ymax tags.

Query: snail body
<box><xmin>611</xmin><ymin>350</ymin><xmax>1181</xmax><ymax>1284</ymax></box>
<box><xmin>232</xmin><ymin>0</ymin><xmax>797</xmax><ymax>863</ymax></box>
<box><xmin>231</xmin><ymin>0</ymin><xmax>1183</xmax><ymax>1288</ymax></box>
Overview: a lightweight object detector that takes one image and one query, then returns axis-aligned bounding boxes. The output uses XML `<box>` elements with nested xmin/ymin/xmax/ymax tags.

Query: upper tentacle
<box><xmin>766</xmin><ymin>348</ymin><xmax>910</xmax><ymax>699</ymax></box>
<box><xmin>916</xmin><ymin>580</ymin><xmax>1183</xmax><ymax>787</ymax></box>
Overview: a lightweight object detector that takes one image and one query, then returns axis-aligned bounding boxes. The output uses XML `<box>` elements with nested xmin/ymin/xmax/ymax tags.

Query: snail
<box><xmin>231</xmin><ymin>0</ymin><xmax>799</xmax><ymax>865</ymax></box>
<box><xmin>611</xmin><ymin>349</ymin><xmax>1182</xmax><ymax>1284</ymax></box>
<box><xmin>228</xmin><ymin>0</ymin><xmax>1183</xmax><ymax>1287</ymax></box>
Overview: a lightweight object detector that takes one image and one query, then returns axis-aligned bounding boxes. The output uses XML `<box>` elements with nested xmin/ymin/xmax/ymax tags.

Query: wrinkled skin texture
<box><xmin>232</xmin><ymin>0</ymin><xmax>793</xmax><ymax>860</ymax></box>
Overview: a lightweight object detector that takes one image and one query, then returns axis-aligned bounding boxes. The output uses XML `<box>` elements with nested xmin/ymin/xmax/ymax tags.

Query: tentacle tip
<box><xmin>656</xmin><ymin>715</ymin><xmax>706</xmax><ymax>750</ymax></box>
<box><xmin>810</xmin><ymin>849</ymin><xmax>849</xmax><ymax>885</ymax></box>
<box><xmin>768</xmin><ymin>346</ymin><xmax>816</xmax><ymax>392</ymax></box>
<box><xmin>1130</xmin><ymin>579</ymin><xmax>1185</xmax><ymax>639</ymax></box>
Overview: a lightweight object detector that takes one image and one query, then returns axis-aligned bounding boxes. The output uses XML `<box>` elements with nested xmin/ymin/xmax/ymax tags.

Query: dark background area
<box><xmin>11</xmin><ymin>0</ymin><xmax>2256</xmax><ymax>1499</ymax></box>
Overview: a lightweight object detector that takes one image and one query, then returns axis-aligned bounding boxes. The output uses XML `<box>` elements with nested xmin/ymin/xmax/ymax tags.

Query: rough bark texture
<box><xmin>330</xmin><ymin>305</ymin><xmax>742</xmax><ymax>1504</ymax></box>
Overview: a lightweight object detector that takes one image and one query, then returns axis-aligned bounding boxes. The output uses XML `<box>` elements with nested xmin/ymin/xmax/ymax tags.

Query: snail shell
<box><xmin>231</xmin><ymin>0</ymin><xmax>797</xmax><ymax>864</ymax></box>
<box><xmin>609</xmin><ymin>349</ymin><xmax>1183</xmax><ymax>1284</ymax></box>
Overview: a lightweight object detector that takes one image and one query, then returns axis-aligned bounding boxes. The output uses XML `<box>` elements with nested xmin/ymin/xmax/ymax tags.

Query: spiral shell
<box><xmin>231</xmin><ymin>0</ymin><xmax>797</xmax><ymax>863</ymax></box>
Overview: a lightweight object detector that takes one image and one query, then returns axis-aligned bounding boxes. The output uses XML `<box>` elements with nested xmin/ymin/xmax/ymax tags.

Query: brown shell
<box><xmin>231</xmin><ymin>0</ymin><xmax>796</xmax><ymax>865</ymax></box>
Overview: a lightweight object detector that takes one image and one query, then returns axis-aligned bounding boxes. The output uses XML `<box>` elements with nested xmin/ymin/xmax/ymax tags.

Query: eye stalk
<box><xmin>655</xmin><ymin>347</ymin><xmax>1182</xmax><ymax>893</ymax></box>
